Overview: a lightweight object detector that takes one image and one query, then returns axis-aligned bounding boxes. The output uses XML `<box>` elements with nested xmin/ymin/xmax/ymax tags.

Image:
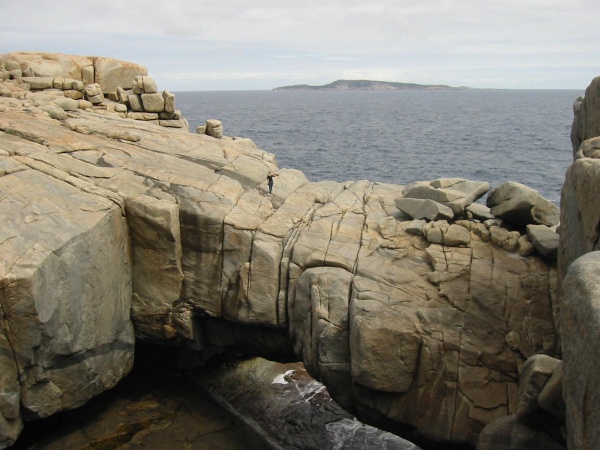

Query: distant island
<box><xmin>273</xmin><ymin>79</ymin><xmax>470</xmax><ymax>91</ymax></box>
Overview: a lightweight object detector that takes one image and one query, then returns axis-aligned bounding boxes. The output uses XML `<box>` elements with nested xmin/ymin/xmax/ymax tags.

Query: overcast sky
<box><xmin>1</xmin><ymin>0</ymin><xmax>599</xmax><ymax>91</ymax></box>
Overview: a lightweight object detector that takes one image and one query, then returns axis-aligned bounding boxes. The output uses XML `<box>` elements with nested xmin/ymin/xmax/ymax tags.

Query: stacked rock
<box><xmin>84</xmin><ymin>83</ymin><xmax>104</xmax><ymax>104</ymax></box>
<box><xmin>121</xmin><ymin>75</ymin><xmax>186</xmax><ymax>128</ymax></box>
<box><xmin>396</xmin><ymin>178</ymin><xmax>560</xmax><ymax>260</ymax></box>
<box><xmin>0</xmin><ymin>54</ymin><xmax>188</xmax><ymax>130</ymax></box>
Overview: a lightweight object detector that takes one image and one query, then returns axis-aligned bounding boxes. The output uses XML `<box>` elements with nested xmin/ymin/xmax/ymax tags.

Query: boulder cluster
<box><xmin>396</xmin><ymin>178</ymin><xmax>560</xmax><ymax>260</ymax></box>
<box><xmin>0</xmin><ymin>52</ymin><xmax>187</xmax><ymax>130</ymax></box>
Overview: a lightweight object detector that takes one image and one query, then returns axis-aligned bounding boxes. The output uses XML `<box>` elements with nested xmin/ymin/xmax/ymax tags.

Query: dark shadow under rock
<box><xmin>10</xmin><ymin>345</ymin><xmax>277</xmax><ymax>450</ymax></box>
<box><xmin>194</xmin><ymin>356</ymin><xmax>422</xmax><ymax>450</ymax></box>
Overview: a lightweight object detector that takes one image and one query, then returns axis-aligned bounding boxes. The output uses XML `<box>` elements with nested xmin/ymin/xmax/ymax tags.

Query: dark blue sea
<box><xmin>176</xmin><ymin>90</ymin><xmax>582</xmax><ymax>205</ymax></box>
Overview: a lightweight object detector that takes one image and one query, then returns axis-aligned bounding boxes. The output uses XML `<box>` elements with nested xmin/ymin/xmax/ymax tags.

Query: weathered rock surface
<box><xmin>0</xmin><ymin>163</ymin><xmax>134</xmax><ymax>446</ymax></box>
<box><xmin>0</xmin><ymin>52</ymin><xmax>188</xmax><ymax>130</ymax></box>
<box><xmin>466</xmin><ymin>202</ymin><xmax>495</xmax><ymax>221</ymax></box>
<box><xmin>0</xmin><ymin>53</ymin><xmax>561</xmax><ymax>448</ymax></box>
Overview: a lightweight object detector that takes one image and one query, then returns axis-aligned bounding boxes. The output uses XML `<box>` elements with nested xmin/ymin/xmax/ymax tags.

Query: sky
<box><xmin>1</xmin><ymin>0</ymin><xmax>599</xmax><ymax>91</ymax></box>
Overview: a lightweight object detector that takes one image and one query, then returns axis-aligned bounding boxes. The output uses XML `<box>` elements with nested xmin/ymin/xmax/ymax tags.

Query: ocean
<box><xmin>175</xmin><ymin>89</ymin><xmax>582</xmax><ymax>205</ymax></box>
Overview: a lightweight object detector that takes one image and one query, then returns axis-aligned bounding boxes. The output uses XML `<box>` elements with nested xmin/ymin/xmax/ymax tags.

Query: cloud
<box><xmin>1</xmin><ymin>0</ymin><xmax>599</xmax><ymax>90</ymax></box>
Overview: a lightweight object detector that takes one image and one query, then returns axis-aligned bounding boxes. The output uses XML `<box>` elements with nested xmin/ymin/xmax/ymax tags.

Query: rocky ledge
<box><xmin>0</xmin><ymin>53</ymin><xmax>599</xmax><ymax>450</ymax></box>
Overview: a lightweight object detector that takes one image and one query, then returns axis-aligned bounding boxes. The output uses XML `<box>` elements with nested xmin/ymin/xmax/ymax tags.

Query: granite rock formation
<box><xmin>476</xmin><ymin>74</ymin><xmax>600</xmax><ymax>449</ymax></box>
<box><xmin>0</xmin><ymin>52</ymin><xmax>188</xmax><ymax>130</ymax></box>
<box><xmin>558</xmin><ymin>81</ymin><xmax>600</xmax><ymax>447</ymax></box>
<box><xmin>571</xmin><ymin>75</ymin><xmax>600</xmax><ymax>156</ymax></box>
<box><xmin>560</xmin><ymin>252</ymin><xmax>600</xmax><ymax>450</ymax></box>
<box><xmin>0</xmin><ymin>53</ymin><xmax>561</xmax><ymax>448</ymax></box>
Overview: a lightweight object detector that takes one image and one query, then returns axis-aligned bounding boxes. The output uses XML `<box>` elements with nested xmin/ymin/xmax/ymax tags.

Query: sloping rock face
<box><xmin>0</xmin><ymin>150</ymin><xmax>134</xmax><ymax>446</ymax></box>
<box><xmin>0</xmin><ymin>53</ymin><xmax>559</xmax><ymax>448</ymax></box>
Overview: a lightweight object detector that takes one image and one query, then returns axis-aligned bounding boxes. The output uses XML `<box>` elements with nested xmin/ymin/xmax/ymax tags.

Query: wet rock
<box><xmin>198</xmin><ymin>357</ymin><xmax>422</xmax><ymax>450</ymax></box>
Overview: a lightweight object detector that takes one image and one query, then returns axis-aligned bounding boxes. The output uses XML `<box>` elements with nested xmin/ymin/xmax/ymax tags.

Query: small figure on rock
<box><xmin>267</xmin><ymin>172</ymin><xmax>279</xmax><ymax>194</ymax></box>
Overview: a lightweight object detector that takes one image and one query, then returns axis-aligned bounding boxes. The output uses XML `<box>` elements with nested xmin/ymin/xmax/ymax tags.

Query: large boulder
<box><xmin>486</xmin><ymin>181</ymin><xmax>559</xmax><ymax>228</ymax></box>
<box><xmin>94</xmin><ymin>57</ymin><xmax>147</xmax><ymax>94</ymax></box>
<box><xmin>553</xmin><ymin>75</ymin><xmax>600</xmax><ymax>450</ymax></box>
<box><xmin>560</xmin><ymin>251</ymin><xmax>600</xmax><ymax>450</ymax></box>
<box><xmin>0</xmin><ymin>52</ymin><xmax>93</xmax><ymax>80</ymax></box>
<box><xmin>0</xmin><ymin>52</ymin><xmax>147</xmax><ymax>98</ymax></box>
<box><xmin>403</xmin><ymin>178</ymin><xmax>489</xmax><ymax>216</ymax></box>
<box><xmin>141</xmin><ymin>92</ymin><xmax>165</xmax><ymax>112</ymax></box>
<box><xmin>0</xmin><ymin>168</ymin><xmax>134</xmax><ymax>446</ymax></box>
<box><xmin>206</xmin><ymin>119</ymin><xmax>224</xmax><ymax>138</ymax></box>
<box><xmin>515</xmin><ymin>355</ymin><xmax>561</xmax><ymax>427</ymax></box>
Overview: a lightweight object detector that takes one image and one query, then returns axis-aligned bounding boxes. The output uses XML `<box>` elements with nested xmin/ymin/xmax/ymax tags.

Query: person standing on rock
<box><xmin>267</xmin><ymin>172</ymin><xmax>279</xmax><ymax>194</ymax></box>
